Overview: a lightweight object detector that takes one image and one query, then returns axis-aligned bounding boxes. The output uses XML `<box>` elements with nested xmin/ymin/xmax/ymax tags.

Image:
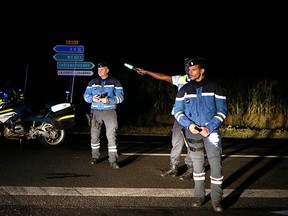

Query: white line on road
<box><xmin>121</xmin><ymin>153</ymin><xmax>288</xmax><ymax>158</ymax></box>
<box><xmin>0</xmin><ymin>186</ymin><xmax>287</xmax><ymax>198</ymax></box>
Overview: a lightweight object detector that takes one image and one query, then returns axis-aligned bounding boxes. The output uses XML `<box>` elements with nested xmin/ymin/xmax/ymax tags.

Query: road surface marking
<box><xmin>0</xmin><ymin>186</ymin><xmax>287</xmax><ymax>198</ymax></box>
<box><xmin>121</xmin><ymin>153</ymin><xmax>288</xmax><ymax>158</ymax></box>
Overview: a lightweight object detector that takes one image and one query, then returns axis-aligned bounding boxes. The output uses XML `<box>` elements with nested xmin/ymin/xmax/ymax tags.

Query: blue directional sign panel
<box><xmin>57</xmin><ymin>62</ymin><xmax>95</xmax><ymax>69</ymax></box>
<box><xmin>57</xmin><ymin>70</ymin><xmax>94</xmax><ymax>76</ymax></box>
<box><xmin>53</xmin><ymin>53</ymin><xmax>84</xmax><ymax>61</ymax></box>
<box><xmin>53</xmin><ymin>45</ymin><xmax>84</xmax><ymax>53</ymax></box>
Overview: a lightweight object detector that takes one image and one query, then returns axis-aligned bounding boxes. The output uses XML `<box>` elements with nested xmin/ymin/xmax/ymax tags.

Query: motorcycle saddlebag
<box><xmin>50</xmin><ymin>103</ymin><xmax>76</xmax><ymax>130</ymax></box>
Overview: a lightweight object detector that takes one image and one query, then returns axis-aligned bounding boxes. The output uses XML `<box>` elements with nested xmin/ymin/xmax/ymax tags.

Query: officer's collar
<box><xmin>190</xmin><ymin>78</ymin><xmax>206</xmax><ymax>88</ymax></box>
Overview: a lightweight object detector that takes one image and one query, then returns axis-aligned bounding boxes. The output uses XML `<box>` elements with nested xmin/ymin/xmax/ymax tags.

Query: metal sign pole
<box><xmin>24</xmin><ymin>64</ymin><xmax>29</xmax><ymax>96</ymax></box>
<box><xmin>70</xmin><ymin>73</ymin><xmax>75</xmax><ymax>103</ymax></box>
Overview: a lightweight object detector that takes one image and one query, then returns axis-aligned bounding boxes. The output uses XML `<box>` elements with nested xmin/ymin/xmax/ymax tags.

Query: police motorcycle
<box><xmin>0</xmin><ymin>88</ymin><xmax>75</xmax><ymax>147</ymax></box>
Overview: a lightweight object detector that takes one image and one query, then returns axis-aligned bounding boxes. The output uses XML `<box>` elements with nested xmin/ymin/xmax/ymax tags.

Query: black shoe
<box><xmin>192</xmin><ymin>198</ymin><xmax>204</xmax><ymax>207</ymax></box>
<box><xmin>212</xmin><ymin>202</ymin><xmax>223</xmax><ymax>212</ymax></box>
<box><xmin>90</xmin><ymin>158</ymin><xmax>98</xmax><ymax>165</ymax></box>
<box><xmin>161</xmin><ymin>164</ymin><xmax>178</xmax><ymax>177</ymax></box>
<box><xmin>179</xmin><ymin>170</ymin><xmax>193</xmax><ymax>181</ymax></box>
<box><xmin>110</xmin><ymin>162</ymin><xmax>120</xmax><ymax>169</ymax></box>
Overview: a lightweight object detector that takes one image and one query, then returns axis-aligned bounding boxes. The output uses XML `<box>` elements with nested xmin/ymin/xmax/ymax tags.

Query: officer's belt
<box><xmin>187</xmin><ymin>139</ymin><xmax>203</xmax><ymax>144</ymax></box>
<box><xmin>186</xmin><ymin>139</ymin><xmax>204</xmax><ymax>152</ymax></box>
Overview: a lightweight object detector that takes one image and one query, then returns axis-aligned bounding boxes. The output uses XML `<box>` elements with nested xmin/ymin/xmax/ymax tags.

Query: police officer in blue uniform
<box><xmin>83</xmin><ymin>61</ymin><xmax>124</xmax><ymax>169</ymax></box>
<box><xmin>174</xmin><ymin>57</ymin><xmax>228</xmax><ymax>212</ymax></box>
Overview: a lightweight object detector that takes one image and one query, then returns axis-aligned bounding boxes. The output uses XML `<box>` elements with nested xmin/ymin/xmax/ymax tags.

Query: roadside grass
<box><xmin>73</xmin><ymin>78</ymin><xmax>288</xmax><ymax>139</ymax></box>
<box><xmin>117</xmin><ymin>125</ymin><xmax>288</xmax><ymax>139</ymax></box>
<box><xmin>117</xmin><ymin>78</ymin><xmax>288</xmax><ymax>139</ymax></box>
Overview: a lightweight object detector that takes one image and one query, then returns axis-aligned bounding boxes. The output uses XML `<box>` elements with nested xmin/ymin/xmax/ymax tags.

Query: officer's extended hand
<box><xmin>135</xmin><ymin>68</ymin><xmax>145</xmax><ymax>75</ymax></box>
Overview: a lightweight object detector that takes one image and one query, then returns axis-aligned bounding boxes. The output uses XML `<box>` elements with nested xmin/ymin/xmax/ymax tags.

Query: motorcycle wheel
<box><xmin>40</xmin><ymin>124</ymin><xmax>66</xmax><ymax>147</ymax></box>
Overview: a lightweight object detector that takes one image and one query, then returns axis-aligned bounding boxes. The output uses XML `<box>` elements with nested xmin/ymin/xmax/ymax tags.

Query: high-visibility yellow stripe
<box><xmin>0</xmin><ymin>108</ymin><xmax>13</xmax><ymax>114</ymax></box>
<box><xmin>215</xmin><ymin>116</ymin><xmax>224</xmax><ymax>122</ymax></box>
<box><xmin>58</xmin><ymin>115</ymin><xmax>75</xmax><ymax>121</ymax></box>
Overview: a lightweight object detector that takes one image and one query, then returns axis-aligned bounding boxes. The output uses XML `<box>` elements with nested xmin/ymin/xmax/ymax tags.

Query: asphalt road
<box><xmin>0</xmin><ymin>134</ymin><xmax>287</xmax><ymax>215</ymax></box>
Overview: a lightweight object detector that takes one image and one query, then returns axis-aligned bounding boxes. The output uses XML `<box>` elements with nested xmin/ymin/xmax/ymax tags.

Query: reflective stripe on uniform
<box><xmin>91</xmin><ymin>143</ymin><xmax>100</xmax><ymax>149</ymax></box>
<box><xmin>108</xmin><ymin>146</ymin><xmax>117</xmax><ymax>153</ymax></box>
<box><xmin>210</xmin><ymin>175</ymin><xmax>224</xmax><ymax>185</ymax></box>
<box><xmin>193</xmin><ymin>172</ymin><xmax>205</xmax><ymax>181</ymax></box>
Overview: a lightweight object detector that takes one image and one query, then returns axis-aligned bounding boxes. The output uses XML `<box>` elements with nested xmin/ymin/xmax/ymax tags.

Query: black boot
<box><xmin>212</xmin><ymin>202</ymin><xmax>223</xmax><ymax>212</ymax></box>
<box><xmin>179</xmin><ymin>164</ymin><xmax>193</xmax><ymax>181</ymax></box>
<box><xmin>161</xmin><ymin>164</ymin><xmax>178</xmax><ymax>177</ymax></box>
<box><xmin>110</xmin><ymin>161</ymin><xmax>120</xmax><ymax>169</ymax></box>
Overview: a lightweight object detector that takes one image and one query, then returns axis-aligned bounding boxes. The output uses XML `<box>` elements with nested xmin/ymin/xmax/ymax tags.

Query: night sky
<box><xmin>1</xmin><ymin>3</ymin><xmax>287</xmax><ymax>126</ymax></box>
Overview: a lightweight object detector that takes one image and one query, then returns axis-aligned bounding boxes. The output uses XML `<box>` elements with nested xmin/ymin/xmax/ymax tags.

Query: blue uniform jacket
<box><xmin>174</xmin><ymin>78</ymin><xmax>227</xmax><ymax>133</ymax></box>
<box><xmin>83</xmin><ymin>76</ymin><xmax>124</xmax><ymax>110</ymax></box>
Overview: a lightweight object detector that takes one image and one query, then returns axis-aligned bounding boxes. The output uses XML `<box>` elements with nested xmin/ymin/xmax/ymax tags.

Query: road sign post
<box><xmin>53</xmin><ymin>42</ymin><xmax>94</xmax><ymax>103</ymax></box>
